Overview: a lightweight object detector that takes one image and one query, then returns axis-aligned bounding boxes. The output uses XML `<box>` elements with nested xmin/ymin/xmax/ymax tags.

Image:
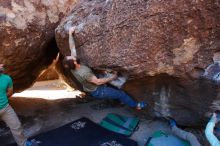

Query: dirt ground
<box><xmin>0</xmin><ymin>80</ymin><xmax>208</xmax><ymax>146</ymax></box>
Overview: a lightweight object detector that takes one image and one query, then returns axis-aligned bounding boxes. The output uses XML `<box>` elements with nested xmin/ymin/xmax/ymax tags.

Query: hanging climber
<box><xmin>63</xmin><ymin>26</ymin><xmax>146</xmax><ymax>110</ymax></box>
<box><xmin>205</xmin><ymin>111</ymin><xmax>220</xmax><ymax>146</ymax></box>
<box><xmin>0</xmin><ymin>64</ymin><xmax>38</xmax><ymax>146</ymax></box>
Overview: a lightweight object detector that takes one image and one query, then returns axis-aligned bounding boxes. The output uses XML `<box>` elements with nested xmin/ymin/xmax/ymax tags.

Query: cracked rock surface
<box><xmin>0</xmin><ymin>0</ymin><xmax>76</xmax><ymax>91</ymax></box>
<box><xmin>55</xmin><ymin>0</ymin><xmax>220</xmax><ymax>126</ymax></box>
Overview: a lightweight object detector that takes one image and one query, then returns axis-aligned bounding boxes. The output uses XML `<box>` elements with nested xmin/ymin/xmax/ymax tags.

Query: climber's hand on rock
<box><xmin>69</xmin><ymin>26</ymin><xmax>76</xmax><ymax>34</ymax></box>
<box><xmin>111</xmin><ymin>72</ymin><xmax>118</xmax><ymax>80</ymax></box>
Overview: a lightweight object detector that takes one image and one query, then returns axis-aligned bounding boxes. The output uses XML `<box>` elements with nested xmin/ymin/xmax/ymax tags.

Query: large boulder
<box><xmin>0</xmin><ymin>0</ymin><xmax>76</xmax><ymax>91</ymax></box>
<box><xmin>55</xmin><ymin>0</ymin><xmax>220</xmax><ymax>126</ymax></box>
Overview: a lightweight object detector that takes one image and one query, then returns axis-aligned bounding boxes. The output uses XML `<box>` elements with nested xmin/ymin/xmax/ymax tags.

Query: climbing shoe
<box><xmin>167</xmin><ymin>117</ymin><xmax>177</xmax><ymax>127</ymax></box>
<box><xmin>136</xmin><ymin>101</ymin><xmax>147</xmax><ymax>110</ymax></box>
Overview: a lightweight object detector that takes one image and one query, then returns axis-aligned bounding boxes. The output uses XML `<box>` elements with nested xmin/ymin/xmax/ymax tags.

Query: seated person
<box><xmin>168</xmin><ymin>117</ymin><xmax>201</xmax><ymax>146</ymax></box>
<box><xmin>205</xmin><ymin>111</ymin><xmax>220</xmax><ymax>146</ymax></box>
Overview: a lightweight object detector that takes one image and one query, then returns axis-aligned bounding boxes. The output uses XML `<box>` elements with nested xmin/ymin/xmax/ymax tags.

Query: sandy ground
<box><xmin>0</xmin><ymin>80</ymin><xmax>208</xmax><ymax>146</ymax></box>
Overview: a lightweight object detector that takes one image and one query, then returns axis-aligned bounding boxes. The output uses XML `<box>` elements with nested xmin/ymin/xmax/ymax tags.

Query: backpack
<box><xmin>100</xmin><ymin>113</ymin><xmax>139</xmax><ymax>136</ymax></box>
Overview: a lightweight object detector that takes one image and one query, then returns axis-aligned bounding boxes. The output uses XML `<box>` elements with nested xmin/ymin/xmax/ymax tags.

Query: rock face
<box><xmin>56</xmin><ymin>0</ymin><xmax>220</xmax><ymax>126</ymax></box>
<box><xmin>0</xmin><ymin>0</ymin><xmax>76</xmax><ymax>91</ymax></box>
<box><xmin>56</xmin><ymin>0</ymin><xmax>220</xmax><ymax>77</ymax></box>
<box><xmin>124</xmin><ymin>74</ymin><xmax>218</xmax><ymax>126</ymax></box>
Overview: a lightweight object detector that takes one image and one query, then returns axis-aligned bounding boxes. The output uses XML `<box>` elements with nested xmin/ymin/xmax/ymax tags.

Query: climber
<box><xmin>63</xmin><ymin>26</ymin><xmax>146</xmax><ymax>110</ymax></box>
<box><xmin>205</xmin><ymin>111</ymin><xmax>220</xmax><ymax>146</ymax></box>
<box><xmin>0</xmin><ymin>64</ymin><xmax>38</xmax><ymax>146</ymax></box>
<box><xmin>167</xmin><ymin>117</ymin><xmax>201</xmax><ymax>146</ymax></box>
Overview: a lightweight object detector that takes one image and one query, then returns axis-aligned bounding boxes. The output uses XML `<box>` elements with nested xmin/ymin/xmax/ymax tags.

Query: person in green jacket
<box><xmin>0</xmin><ymin>64</ymin><xmax>38</xmax><ymax>146</ymax></box>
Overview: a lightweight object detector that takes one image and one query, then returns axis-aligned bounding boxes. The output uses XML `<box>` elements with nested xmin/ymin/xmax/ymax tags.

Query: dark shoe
<box><xmin>166</xmin><ymin>117</ymin><xmax>177</xmax><ymax>127</ymax></box>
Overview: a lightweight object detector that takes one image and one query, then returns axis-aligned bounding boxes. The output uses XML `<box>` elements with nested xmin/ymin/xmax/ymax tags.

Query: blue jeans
<box><xmin>90</xmin><ymin>86</ymin><xmax>137</xmax><ymax>107</ymax></box>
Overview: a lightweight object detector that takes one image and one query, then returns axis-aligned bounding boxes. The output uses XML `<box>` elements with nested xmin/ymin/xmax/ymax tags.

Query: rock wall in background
<box><xmin>0</xmin><ymin>0</ymin><xmax>76</xmax><ymax>91</ymax></box>
<box><xmin>55</xmin><ymin>0</ymin><xmax>220</xmax><ymax>126</ymax></box>
<box><xmin>0</xmin><ymin>0</ymin><xmax>219</xmax><ymax>126</ymax></box>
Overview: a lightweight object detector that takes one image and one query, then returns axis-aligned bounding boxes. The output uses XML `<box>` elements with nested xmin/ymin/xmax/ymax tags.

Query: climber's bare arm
<box><xmin>69</xmin><ymin>26</ymin><xmax>77</xmax><ymax>57</ymax></box>
<box><xmin>88</xmin><ymin>73</ymin><xmax>117</xmax><ymax>85</ymax></box>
